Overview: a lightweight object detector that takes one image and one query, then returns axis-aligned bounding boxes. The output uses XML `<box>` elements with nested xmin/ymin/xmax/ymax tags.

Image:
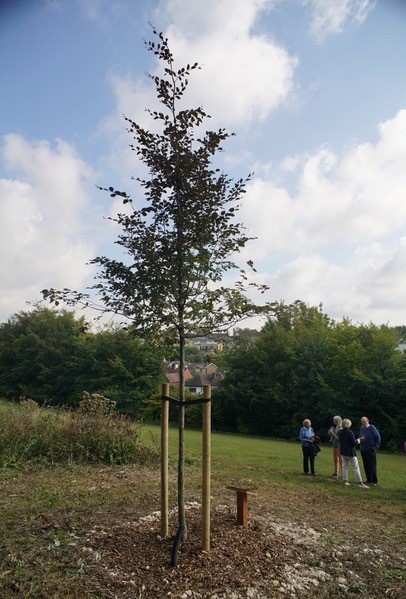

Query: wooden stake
<box><xmin>236</xmin><ymin>490</ymin><xmax>248</xmax><ymax>526</ymax></box>
<box><xmin>161</xmin><ymin>383</ymin><xmax>169</xmax><ymax>538</ymax></box>
<box><xmin>202</xmin><ymin>384</ymin><xmax>211</xmax><ymax>551</ymax></box>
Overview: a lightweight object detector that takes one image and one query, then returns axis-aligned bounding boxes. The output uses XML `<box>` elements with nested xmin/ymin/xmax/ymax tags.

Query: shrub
<box><xmin>0</xmin><ymin>396</ymin><xmax>158</xmax><ymax>467</ymax></box>
<box><xmin>78</xmin><ymin>391</ymin><xmax>117</xmax><ymax>416</ymax></box>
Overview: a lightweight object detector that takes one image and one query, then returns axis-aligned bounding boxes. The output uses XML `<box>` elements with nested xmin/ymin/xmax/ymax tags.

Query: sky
<box><xmin>1</xmin><ymin>0</ymin><xmax>406</xmax><ymax>328</ymax></box>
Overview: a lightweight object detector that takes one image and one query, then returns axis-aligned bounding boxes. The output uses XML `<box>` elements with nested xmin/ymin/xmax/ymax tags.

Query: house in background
<box><xmin>165</xmin><ymin>360</ymin><xmax>224</xmax><ymax>394</ymax></box>
<box><xmin>164</xmin><ymin>361</ymin><xmax>193</xmax><ymax>388</ymax></box>
<box><xmin>185</xmin><ymin>370</ymin><xmax>224</xmax><ymax>395</ymax></box>
<box><xmin>188</xmin><ymin>362</ymin><xmax>219</xmax><ymax>376</ymax></box>
<box><xmin>187</xmin><ymin>336</ymin><xmax>224</xmax><ymax>352</ymax></box>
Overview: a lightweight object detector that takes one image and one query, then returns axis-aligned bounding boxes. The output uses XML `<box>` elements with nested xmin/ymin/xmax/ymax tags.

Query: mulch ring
<box><xmin>79</xmin><ymin>503</ymin><xmax>406</xmax><ymax>599</ymax></box>
<box><xmin>79</xmin><ymin>503</ymin><xmax>331</xmax><ymax>599</ymax></box>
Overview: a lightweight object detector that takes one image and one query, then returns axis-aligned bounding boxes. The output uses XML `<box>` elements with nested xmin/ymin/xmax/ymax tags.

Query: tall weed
<box><xmin>0</xmin><ymin>396</ymin><xmax>158</xmax><ymax>467</ymax></box>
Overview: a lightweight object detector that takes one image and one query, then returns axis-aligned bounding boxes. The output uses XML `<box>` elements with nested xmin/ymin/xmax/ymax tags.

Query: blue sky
<box><xmin>1</xmin><ymin>0</ymin><xmax>406</xmax><ymax>327</ymax></box>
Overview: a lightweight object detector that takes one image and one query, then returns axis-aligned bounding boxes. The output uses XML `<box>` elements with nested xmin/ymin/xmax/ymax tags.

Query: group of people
<box><xmin>299</xmin><ymin>415</ymin><xmax>381</xmax><ymax>489</ymax></box>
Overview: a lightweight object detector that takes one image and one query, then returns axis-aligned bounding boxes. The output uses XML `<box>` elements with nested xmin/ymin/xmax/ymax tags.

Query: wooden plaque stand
<box><xmin>226</xmin><ymin>486</ymin><xmax>258</xmax><ymax>526</ymax></box>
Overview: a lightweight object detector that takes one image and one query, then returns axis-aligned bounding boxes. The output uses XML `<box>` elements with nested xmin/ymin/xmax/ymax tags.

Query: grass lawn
<box><xmin>143</xmin><ymin>423</ymin><xmax>406</xmax><ymax>505</ymax></box>
<box><xmin>0</xmin><ymin>422</ymin><xmax>405</xmax><ymax>598</ymax></box>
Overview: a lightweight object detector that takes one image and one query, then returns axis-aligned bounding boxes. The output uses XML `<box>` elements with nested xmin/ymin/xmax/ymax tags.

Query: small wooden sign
<box><xmin>226</xmin><ymin>486</ymin><xmax>258</xmax><ymax>526</ymax></box>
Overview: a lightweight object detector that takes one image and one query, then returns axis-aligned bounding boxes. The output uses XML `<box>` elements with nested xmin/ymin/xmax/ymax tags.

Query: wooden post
<box><xmin>236</xmin><ymin>490</ymin><xmax>248</xmax><ymax>526</ymax></box>
<box><xmin>161</xmin><ymin>383</ymin><xmax>169</xmax><ymax>538</ymax></box>
<box><xmin>202</xmin><ymin>384</ymin><xmax>211</xmax><ymax>551</ymax></box>
<box><xmin>226</xmin><ymin>486</ymin><xmax>258</xmax><ymax>526</ymax></box>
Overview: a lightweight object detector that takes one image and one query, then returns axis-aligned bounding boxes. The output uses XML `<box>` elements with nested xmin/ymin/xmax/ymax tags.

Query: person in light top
<box><xmin>299</xmin><ymin>419</ymin><xmax>316</xmax><ymax>476</ymax></box>
<box><xmin>337</xmin><ymin>419</ymin><xmax>369</xmax><ymax>489</ymax></box>
<box><xmin>359</xmin><ymin>416</ymin><xmax>381</xmax><ymax>486</ymax></box>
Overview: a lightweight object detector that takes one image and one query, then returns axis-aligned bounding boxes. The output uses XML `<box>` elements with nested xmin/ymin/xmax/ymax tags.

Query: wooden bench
<box><xmin>226</xmin><ymin>486</ymin><xmax>258</xmax><ymax>526</ymax></box>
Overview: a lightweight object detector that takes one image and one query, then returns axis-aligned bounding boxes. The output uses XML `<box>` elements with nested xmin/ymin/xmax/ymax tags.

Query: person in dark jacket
<box><xmin>359</xmin><ymin>416</ymin><xmax>381</xmax><ymax>486</ymax></box>
<box><xmin>337</xmin><ymin>419</ymin><xmax>369</xmax><ymax>488</ymax></box>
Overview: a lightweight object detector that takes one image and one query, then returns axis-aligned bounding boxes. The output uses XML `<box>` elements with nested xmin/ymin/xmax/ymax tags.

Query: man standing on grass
<box><xmin>359</xmin><ymin>416</ymin><xmax>381</xmax><ymax>486</ymax></box>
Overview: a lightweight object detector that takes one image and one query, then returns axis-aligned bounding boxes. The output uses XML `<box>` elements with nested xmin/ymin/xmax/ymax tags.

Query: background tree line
<box><xmin>1</xmin><ymin>302</ymin><xmax>405</xmax><ymax>450</ymax></box>
<box><xmin>214</xmin><ymin>301</ymin><xmax>406</xmax><ymax>450</ymax></box>
<box><xmin>0</xmin><ymin>306</ymin><xmax>164</xmax><ymax>414</ymax></box>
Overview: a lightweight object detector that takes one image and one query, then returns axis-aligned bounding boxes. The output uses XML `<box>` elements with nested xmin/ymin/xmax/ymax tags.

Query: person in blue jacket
<box><xmin>359</xmin><ymin>416</ymin><xmax>381</xmax><ymax>486</ymax></box>
<box><xmin>299</xmin><ymin>419</ymin><xmax>316</xmax><ymax>476</ymax></box>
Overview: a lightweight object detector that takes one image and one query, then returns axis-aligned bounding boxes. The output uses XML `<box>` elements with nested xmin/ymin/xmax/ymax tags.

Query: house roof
<box><xmin>191</xmin><ymin>336</ymin><xmax>217</xmax><ymax>345</ymax></box>
<box><xmin>165</xmin><ymin>370</ymin><xmax>193</xmax><ymax>383</ymax></box>
<box><xmin>185</xmin><ymin>372</ymin><xmax>223</xmax><ymax>388</ymax></box>
<box><xmin>186</xmin><ymin>374</ymin><xmax>213</xmax><ymax>387</ymax></box>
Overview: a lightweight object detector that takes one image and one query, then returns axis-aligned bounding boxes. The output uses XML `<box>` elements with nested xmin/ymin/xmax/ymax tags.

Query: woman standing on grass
<box><xmin>328</xmin><ymin>415</ymin><xmax>342</xmax><ymax>478</ymax></box>
<box><xmin>337</xmin><ymin>419</ymin><xmax>369</xmax><ymax>489</ymax></box>
<box><xmin>299</xmin><ymin>419</ymin><xmax>316</xmax><ymax>476</ymax></box>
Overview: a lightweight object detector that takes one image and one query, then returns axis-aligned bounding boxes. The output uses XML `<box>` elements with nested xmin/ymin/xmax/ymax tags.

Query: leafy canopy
<box><xmin>42</xmin><ymin>28</ymin><xmax>271</xmax><ymax>340</ymax></box>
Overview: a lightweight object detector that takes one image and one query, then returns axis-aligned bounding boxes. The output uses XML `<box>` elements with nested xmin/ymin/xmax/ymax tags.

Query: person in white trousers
<box><xmin>337</xmin><ymin>419</ymin><xmax>369</xmax><ymax>489</ymax></box>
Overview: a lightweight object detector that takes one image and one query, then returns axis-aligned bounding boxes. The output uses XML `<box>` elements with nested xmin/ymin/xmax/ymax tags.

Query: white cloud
<box><xmin>158</xmin><ymin>0</ymin><xmax>270</xmax><ymax>37</ymax></box>
<box><xmin>99</xmin><ymin>0</ymin><xmax>298</xmax><ymax>185</ymax></box>
<box><xmin>261</xmin><ymin>239</ymin><xmax>406</xmax><ymax>326</ymax></box>
<box><xmin>303</xmin><ymin>0</ymin><xmax>375</xmax><ymax>43</ymax></box>
<box><xmin>75</xmin><ymin>0</ymin><xmax>126</xmax><ymax>23</ymax></box>
<box><xmin>0</xmin><ymin>135</ymin><xmax>98</xmax><ymax>321</ymax></box>
<box><xmin>161</xmin><ymin>0</ymin><xmax>298</xmax><ymax>126</ymax></box>
<box><xmin>356</xmin><ymin>239</ymin><xmax>406</xmax><ymax>317</ymax></box>
<box><xmin>268</xmin><ymin>253</ymin><xmax>343</xmax><ymax>304</ymax></box>
<box><xmin>102</xmin><ymin>0</ymin><xmax>297</xmax><ymax>142</ymax></box>
<box><xmin>96</xmin><ymin>72</ymin><xmax>154</xmax><ymax>184</ymax></box>
<box><xmin>242</xmin><ymin>109</ymin><xmax>406</xmax><ymax>253</ymax></box>
<box><xmin>237</xmin><ymin>109</ymin><xmax>406</xmax><ymax>324</ymax></box>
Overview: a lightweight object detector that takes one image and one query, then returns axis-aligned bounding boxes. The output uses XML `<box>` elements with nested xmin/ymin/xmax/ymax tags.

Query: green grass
<box><xmin>141</xmin><ymin>423</ymin><xmax>406</xmax><ymax>507</ymax></box>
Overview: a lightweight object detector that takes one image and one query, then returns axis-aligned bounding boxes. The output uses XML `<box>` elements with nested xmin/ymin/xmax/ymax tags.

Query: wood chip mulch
<box><xmin>81</xmin><ymin>504</ymin><xmax>296</xmax><ymax>599</ymax></box>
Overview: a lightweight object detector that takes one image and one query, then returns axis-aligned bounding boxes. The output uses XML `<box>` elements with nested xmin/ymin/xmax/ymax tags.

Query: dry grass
<box><xmin>0</xmin><ymin>399</ymin><xmax>159</xmax><ymax>467</ymax></box>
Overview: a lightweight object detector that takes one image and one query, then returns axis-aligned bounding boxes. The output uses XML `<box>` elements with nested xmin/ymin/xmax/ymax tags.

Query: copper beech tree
<box><xmin>43</xmin><ymin>29</ymin><xmax>272</xmax><ymax>536</ymax></box>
